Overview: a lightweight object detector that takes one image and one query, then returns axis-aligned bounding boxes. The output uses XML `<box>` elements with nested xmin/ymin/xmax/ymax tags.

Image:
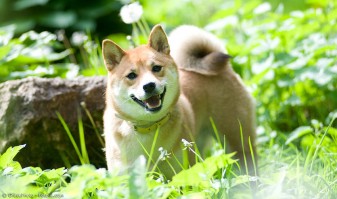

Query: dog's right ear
<box><xmin>102</xmin><ymin>39</ymin><xmax>126</xmax><ymax>71</ymax></box>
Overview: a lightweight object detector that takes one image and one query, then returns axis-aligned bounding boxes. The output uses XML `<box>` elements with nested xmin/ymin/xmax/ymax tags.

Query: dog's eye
<box><xmin>126</xmin><ymin>72</ymin><xmax>137</xmax><ymax>80</ymax></box>
<box><xmin>152</xmin><ymin>65</ymin><xmax>162</xmax><ymax>73</ymax></box>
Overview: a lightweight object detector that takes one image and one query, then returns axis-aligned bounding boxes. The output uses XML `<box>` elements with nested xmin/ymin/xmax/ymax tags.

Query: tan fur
<box><xmin>102</xmin><ymin>25</ymin><xmax>256</xmax><ymax>178</ymax></box>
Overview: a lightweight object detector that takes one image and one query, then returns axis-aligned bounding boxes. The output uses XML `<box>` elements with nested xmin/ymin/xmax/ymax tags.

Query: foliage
<box><xmin>0</xmin><ymin>145</ymin><xmax>243</xmax><ymax>198</ymax></box>
<box><xmin>0</xmin><ymin>26</ymin><xmax>71</xmax><ymax>82</ymax></box>
<box><xmin>0</xmin><ymin>25</ymin><xmax>106</xmax><ymax>83</ymax></box>
<box><xmin>1</xmin><ymin>121</ymin><xmax>337</xmax><ymax>198</ymax></box>
<box><xmin>0</xmin><ymin>145</ymin><xmax>67</xmax><ymax>198</ymax></box>
<box><xmin>0</xmin><ymin>0</ymin><xmax>128</xmax><ymax>36</ymax></box>
<box><xmin>142</xmin><ymin>0</ymin><xmax>225</xmax><ymax>28</ymax></box>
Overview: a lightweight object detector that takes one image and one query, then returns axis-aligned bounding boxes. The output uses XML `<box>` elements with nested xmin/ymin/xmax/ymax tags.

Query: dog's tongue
<box><xmin>144</xmin><ymin>95</ymin><xmax>161</xmax><ymax>108</ymax></box>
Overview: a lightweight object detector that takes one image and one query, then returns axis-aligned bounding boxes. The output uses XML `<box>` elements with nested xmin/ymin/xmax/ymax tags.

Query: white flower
<box><xmin>181</xmin><ymin>139</ymin><xmax>194</xmax><ymax>150</ymax></box>
<box><xmin>66</xmin><ymin>64</ymin><xmax>79</xmax><ymax>79</ymax></box>
<box><xmin>71</xmin><ymin>32</ymin><xmax>88</xmax><ymax>46</ymax></box>
<box><xmin>120</xmin><ymin>2</ymin><xmax>143</xmax><ymax>24</ymax></box>
<box><xmin>158</xmin><ymin>147</ymin><xmax>170</xmax><ymax>161</ymax></box>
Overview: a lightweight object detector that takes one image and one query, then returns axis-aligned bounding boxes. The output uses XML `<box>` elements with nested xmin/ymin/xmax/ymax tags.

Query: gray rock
<box><xmin>0</xmin><ymin>76</ymin><xmax>107</xmax><ymax>169</ymax></box>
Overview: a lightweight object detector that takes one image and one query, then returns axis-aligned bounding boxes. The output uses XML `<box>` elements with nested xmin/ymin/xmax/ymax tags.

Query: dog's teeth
<box><xmin>144</xmin><ymin>95</ymin><xmax>161</xmax><ymax>108</ymax></box>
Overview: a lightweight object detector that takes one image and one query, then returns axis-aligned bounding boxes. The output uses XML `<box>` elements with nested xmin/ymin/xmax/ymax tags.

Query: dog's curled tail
<box><xmin>168</xmin><ymin>25</ymin><xmax>231</xmax><ymax>75</ymax></box>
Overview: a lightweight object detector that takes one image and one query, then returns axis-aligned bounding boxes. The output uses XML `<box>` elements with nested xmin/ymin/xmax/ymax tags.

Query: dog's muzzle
<box><xmin>131</xmin><ymin>87</ymin><xmax>166</xmax><ymax>112</ymax></box>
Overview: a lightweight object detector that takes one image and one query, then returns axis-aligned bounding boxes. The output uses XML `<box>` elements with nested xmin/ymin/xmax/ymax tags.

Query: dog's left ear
<box><xmin>148</xmin><ymin>25</ymin><xmax>170</xmax><ymax>55</ymax></box>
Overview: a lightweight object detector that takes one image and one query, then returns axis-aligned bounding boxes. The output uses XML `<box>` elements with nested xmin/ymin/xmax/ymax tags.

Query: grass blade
<box><xmin>81</xmin><ymin>102</ymin><xmax>104</xmax><ymax>147</ymax></box>
<box><xmin>238</xmin><ymin>120</ymin><xmax>248</xmax><ymax>174</ymax></box>
<box><xmin>309</xmin><ymin>116</ymin><xmax>337</xmax><ymax>173</ymax></box>
<box><xmin>146</xmin><ymin>127</ymin><xmax>160</xmax><ymax>171</ymax></box>
<box><xmin>56</xmin><ymin>111</ymin><xmax>84</xmax><ymax>164</ymax></box>
<box><xmin>248</xmin><ymin>136</ymin><xmax>257</xmax><ymax>176</ymax></box>
<box><xmin>77</xmin><ymin>108</ymin><xmax>90</xmax><ymax>164</ymax></box>
<box><xmin>210</xmin><ymin>117</ymin><xmax>223</xmax><ymax>149</ymax></box>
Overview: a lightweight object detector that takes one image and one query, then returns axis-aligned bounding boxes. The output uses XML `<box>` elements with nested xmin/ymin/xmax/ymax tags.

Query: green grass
<box><xmin>1</xmin><ymin>120</ymin><xmax>336</xmax><ymax>198</ymax></box>
<box><xmin>1</xmin><ymin>0</ymin><xmax>337</xmax><ymax>198</ymax></box>
<box><xmin>1</xmin><ymin>115</ymin><xmax>336</xmax><ymax>198</ymax></box>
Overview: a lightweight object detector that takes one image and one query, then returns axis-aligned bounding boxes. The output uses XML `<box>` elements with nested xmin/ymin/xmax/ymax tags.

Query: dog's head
<box><xmin>102</xmin><ymin>25</ymin><xmax>179</xmax><ymax>122</ymax></box>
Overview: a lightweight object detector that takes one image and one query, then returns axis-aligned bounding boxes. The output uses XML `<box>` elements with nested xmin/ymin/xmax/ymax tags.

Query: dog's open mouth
<box><xmin>131</xmin><ymin>87</ymin><xmax>166</xmax><ymax>112</ymax></box>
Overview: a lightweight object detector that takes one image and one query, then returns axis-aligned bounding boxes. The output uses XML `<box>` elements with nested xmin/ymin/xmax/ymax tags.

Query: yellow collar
<box><xmin>134</xmin><ymin>113</ymin><xmax>171</xmax><ymax>134</ymax></box>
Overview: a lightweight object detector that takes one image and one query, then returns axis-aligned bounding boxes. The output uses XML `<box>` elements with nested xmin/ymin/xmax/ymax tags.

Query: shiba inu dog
<box><xmin>102</xmin><ymin>25</ymin><xmax>256</xmax><ymax>178</ymax></box>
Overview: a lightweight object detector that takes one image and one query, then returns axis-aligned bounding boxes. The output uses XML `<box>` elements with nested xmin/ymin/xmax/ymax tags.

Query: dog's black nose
<box><xmin>143</xmin><ymin>82</ymin><xmax>156</xmax><ymax>93</ymax></box>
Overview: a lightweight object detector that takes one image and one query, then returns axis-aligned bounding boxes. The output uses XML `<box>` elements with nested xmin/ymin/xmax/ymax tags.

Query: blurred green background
<box><xmin>0</xmin><ymin>0</ymin><xmax>336</xmax><ymax>144</ymax></box>
<box><xmin>0</xmin><ymin>0</ymin><xmax>327</xmax><ymax>36</ymax></box>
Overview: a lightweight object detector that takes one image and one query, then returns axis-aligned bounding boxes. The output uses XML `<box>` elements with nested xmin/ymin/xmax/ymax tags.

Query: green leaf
<box><xmin>14</xmin><ymin>0</ymin><xmax>49</xmax><ymax>10</ymax></box>
<box><xmin>0</xmin><ymin>145</ymin><xmax>25</xmax><ymax>171</ymax></box>
<box><xmin>62</xmin><ymin>165</ymin><xmax>97</xmax><ymax>198</ymax></box>
<box><xmin>169</xmin><ymin>153</ymin><xmax>236</xmax><ymax>187</ymax></box>
<box><xmin>7</xmin><ymin>49</ymin><xmax>71</xmax><ymax>65</ymax></box>
<box><xmin>38</xmin><ymin>11</ymin><xmax>76</xmax><ymax>28</ymax></box>
<box><xmin>35</xmin><ymin>168</ymin><xmax>67</xmax><ymax>186</ymax></box>
<box><xmin>0</xmin><ymin>173</ymin><xmax>39</xmax><ymax>193</ymax></box>
<box><xmin>0</xmin><ymin>44</ymin><xmax>12</xmax><ymax>61</ymax></box>
<box><xmin>301</xmin><ymin>134</ymin><xmax>333</xmax><ymax>149</ymax></box>
<box><xmin>324</xmin><ymin>127</ymin><xmax>337</xmax><ymax>138</ymax></box>
<box><xmin>0</xmin><ymin>25</ymin><xmax>15</xmax><ymax>46</ymax></box>
<box><xmin>286</xmin><ymin>126</ymin><xmax>313</xmax><ymax>145</ymax></box>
